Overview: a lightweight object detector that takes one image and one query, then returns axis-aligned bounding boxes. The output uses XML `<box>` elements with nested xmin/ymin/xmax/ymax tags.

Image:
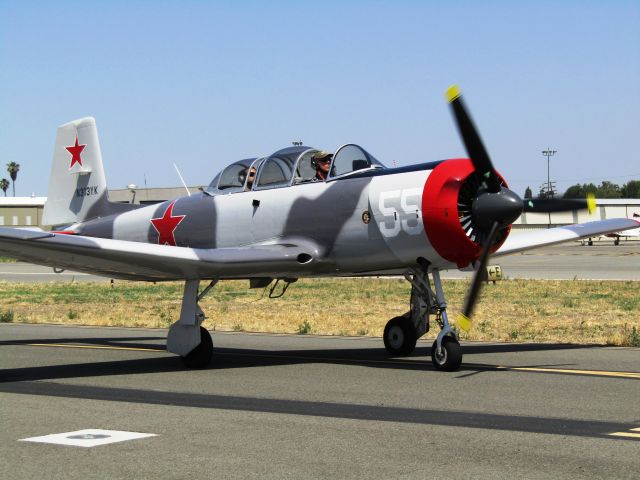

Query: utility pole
<box><xmin>541</xmin><ymin>148</ymin><xmax>557</xmax><ymax>198</ymax></box>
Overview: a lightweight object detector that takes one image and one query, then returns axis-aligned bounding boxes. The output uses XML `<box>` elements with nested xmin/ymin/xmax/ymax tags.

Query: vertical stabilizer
<box><xmin>42</xmin><ymin>117</ymin><xmax>129</xmax><ymax>226</ymax></box>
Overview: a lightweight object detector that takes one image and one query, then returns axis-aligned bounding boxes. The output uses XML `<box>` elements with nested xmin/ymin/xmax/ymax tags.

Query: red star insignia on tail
<box><xmin>150</xmin><ymin>201</ymin><xmax>185</xmax><ymax>246</ymax></box>
<box><xmin>66</xmin><ymin>135</ymin><xmax>86</xmax><ymax>168</ymax></box>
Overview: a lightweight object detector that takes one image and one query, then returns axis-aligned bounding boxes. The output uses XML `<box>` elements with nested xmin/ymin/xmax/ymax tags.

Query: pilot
<box><xmin>244</xmin><ymin>166</ymin><xmax>257</xmax><ymax>191</ymax></box>
<box><xmin>311</xmin><ymin>151</ymin><xmax>333</xmax><ymax>181</ymax></box>
<box><xmin>239</xmin><ymin>166</ymin><xmax>257</xmax><ymax>191</ymax></box>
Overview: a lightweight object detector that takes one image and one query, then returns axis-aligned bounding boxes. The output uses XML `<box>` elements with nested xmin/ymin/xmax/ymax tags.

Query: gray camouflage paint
<box><xmin>28</xmin><ymin>116</ymin><xmax>458</xmax><ymax>280</ymax></box>
<box><xmin>69</xmin><ymin>164</ymin><xmax>443</xmax><ymax>278</ymax></box>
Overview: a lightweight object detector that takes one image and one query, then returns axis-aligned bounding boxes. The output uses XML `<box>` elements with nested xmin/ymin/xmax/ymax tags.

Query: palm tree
<box><xmin>6</xmin><ymin>162</ymin><xmax>20</xmax><ymax>197</ymax></box>
<box><xmin>0</xmin><ymin>178</ymin><xmax>8</xmax><ymax>197</ymax></box>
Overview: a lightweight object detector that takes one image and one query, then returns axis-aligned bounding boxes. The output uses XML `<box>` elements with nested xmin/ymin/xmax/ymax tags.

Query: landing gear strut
<box><xmin>383</xmin><ymin>261</ymin><xmax>462</xmax><ymax>371</ymax></box>
<box><xmin>166</xmin><ymin>279</ymin><xmax>217</xmax><ymax>368</ymax></box>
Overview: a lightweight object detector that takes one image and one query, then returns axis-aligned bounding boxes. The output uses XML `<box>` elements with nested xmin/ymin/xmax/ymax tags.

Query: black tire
<box><xmin>182</xmin><ymin>326</ymin><xmax>213</xmax><ymax>369</ymax></box>
<box><xmin>431</xmin><ymin>337</ymin><xmax>462</xmax><ymax>371</ymax></box>
<box><xmin>383</xmin><ymin>316</ymin><xmax>417</xmax><ymax>356</ymax></box>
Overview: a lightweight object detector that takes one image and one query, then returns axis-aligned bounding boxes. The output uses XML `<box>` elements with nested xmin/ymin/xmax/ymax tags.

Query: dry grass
<box><xmin>0</xmin><ymin>278</ymin><xmax>638</xmax><ymax>346</ymax></box>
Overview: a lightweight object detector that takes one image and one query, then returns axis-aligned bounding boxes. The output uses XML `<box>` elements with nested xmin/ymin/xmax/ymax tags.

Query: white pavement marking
<box><xmin>19</xmin><ymin>429</ymin><xmax>157</xmax><ymax>448</ymax></box>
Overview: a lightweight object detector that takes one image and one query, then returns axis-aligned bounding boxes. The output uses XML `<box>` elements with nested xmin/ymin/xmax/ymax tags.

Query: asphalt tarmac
<box><xmin>1</xmin><ymin>323</ymin><xmax>639</xmax><ymax>479</ymax></box>
<box><xmin>1</xmin><ymin>242</ymin><xmax>638</xmax><ymax>282</ymax></box>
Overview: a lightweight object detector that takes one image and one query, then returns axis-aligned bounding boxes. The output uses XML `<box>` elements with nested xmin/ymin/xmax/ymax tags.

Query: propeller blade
<box><xmin>523</xmin><ymin>193</ymin><xmax>596</xmax><ymax>215</ymax></box>
<box><xmin>446</xmin><ymin>85</ymin><xmax>501</xmax><ymax>193</ymax></box>
<box><xmin>457</xmin><ymin>220</ymin><xmax>501</xmax><ymax>332</ymax></box>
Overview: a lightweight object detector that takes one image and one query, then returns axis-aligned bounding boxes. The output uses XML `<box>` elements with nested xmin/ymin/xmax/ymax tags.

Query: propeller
<box><xmin>456</xmin><ymin>220</ymin><xmax>500</xmax><ymax>332</ymax></box>
<box><xmin>523</xmin><ymin>194</ymin><xmax>597</xmax><ymax>215</ymax></box>
<box><xmin>447</xmin><ymin>86</ymin><xmax>596</xmax><ymax>332</ymax></box>
<box><xmin>446</xmin><ymin>85</ymin><xmax>523</xmax><ymax>332</ymax></box>
<box><xmin>447</xmin><ymin>85</ymin><xmax>598</xmax><ymax>332</ymax></box>
<box><xmin>446</xmin><ymin>85</ymin><xmax>501</xmax><ymax>194</ymax></box>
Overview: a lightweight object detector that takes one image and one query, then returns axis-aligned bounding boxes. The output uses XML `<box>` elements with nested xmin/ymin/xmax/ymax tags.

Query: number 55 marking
<box><xmin>378</xmin><ymin>188</ymin><xmax>423</xmax><ymax>238</ymax></box>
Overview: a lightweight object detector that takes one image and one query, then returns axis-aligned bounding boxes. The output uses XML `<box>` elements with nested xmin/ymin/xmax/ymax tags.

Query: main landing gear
<box><xmin>382</xmin><ymin>262</ymin><xmax>462</xmax><ymax>371</ymax></box>
<box><xmin>166</xmin><ymin>279</ymin><xmax>217</xmax><ymax>368</ymax></box>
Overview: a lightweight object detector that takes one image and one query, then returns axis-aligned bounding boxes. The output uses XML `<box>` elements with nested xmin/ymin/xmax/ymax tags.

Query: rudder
<box><xmin>42</xmin><ymin>117</ymin><xmax>132</xmax><ymax>227</ymax></box>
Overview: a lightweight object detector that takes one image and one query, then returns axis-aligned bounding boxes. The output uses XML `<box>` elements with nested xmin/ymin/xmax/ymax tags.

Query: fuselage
<box><xmin>74</xmin><ymin>162</ymin><xmax>473</xmax><ymax>277</ymax></box>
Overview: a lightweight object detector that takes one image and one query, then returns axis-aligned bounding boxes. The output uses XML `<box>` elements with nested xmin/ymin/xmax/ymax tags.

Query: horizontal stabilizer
<box><xmin>0</xmin><ymin>227</ymin><xmax>53</xmax><ymax>241</ymax></box>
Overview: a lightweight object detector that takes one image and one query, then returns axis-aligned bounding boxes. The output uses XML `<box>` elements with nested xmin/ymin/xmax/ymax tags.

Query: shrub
<box><xmin>297</xmin><ymin>320</ymin><xmax>312</xmax><ymax>335</ymax></box>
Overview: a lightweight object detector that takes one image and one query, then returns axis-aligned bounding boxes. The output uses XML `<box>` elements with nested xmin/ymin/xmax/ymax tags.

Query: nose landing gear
<box><xmin>382</xmin><ymin>263</ymin><xmax>462</xmax><ymax>371</ymax></box>
<box><xmin>431</xmin><ymin>336</ymin><xmax>462</xmax><ymax>371</ymax></box>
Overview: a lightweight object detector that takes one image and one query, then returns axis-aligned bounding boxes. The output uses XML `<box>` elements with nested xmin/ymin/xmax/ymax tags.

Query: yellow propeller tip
<box><xmin>446</xmin><ymin>84</ymin><xmax>462</xmax><ymax>103</ymax></box>
<box><xmin>587</xmin><ymin>193</ymin><xmax>596</xmax><ymax>215</ymax></box>
<box><xmin>456</xmin><ymin>313</ymin><xmax>472</xmax><ymax>332</ymax></box>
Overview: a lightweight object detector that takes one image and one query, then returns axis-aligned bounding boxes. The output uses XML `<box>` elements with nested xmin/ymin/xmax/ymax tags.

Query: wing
<box><xmin>495</xmin><ymin>218</ymin><xmax>640</xmax><ymax>257</ymax></box>
<box><xmin>0</xmin><ymin>227</ymin><xmax>326</xmax><ymax>281</ymax></box>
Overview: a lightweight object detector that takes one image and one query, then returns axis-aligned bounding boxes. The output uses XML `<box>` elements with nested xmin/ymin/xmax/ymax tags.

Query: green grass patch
<box><xmin>0</xmin><ymin>278</ymin><xmax>638</xmax><ymax>346</ymax></box>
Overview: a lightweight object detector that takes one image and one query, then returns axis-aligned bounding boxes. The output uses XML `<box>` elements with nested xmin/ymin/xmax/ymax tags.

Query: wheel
<box><xmin>431</xmin><ymin>337</ymin><xmax>462</xmax><ymax>371</ymax></box>
<box><xmin>614</xmin><ymin>237</ymin><xmax>620</xmax><ymax>246</ymax></box>
<box><xmin>383</xmin><ymin>316</ymin><xmax>417</xmax><ymax>356</ymax></box>
<box><xmin>182</xmin><ymin>326</ymin><xmax>213</xmax><ymax>369</ymax></box>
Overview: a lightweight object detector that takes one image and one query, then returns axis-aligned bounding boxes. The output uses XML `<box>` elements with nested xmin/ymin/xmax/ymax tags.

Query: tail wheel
<box><xmin>182</xmin><ymin>326</ymin><xmax>213</xmax><ymax>369</ymax></box>
<box><xmin>431</xmin><ymin>337</ymin><xmax>462</xmax><ymax>371</ymax></box>
<box><xmin>383</xmin><ymin>316</ymin><xmax>417</xmax><ymax>356</ymax></box>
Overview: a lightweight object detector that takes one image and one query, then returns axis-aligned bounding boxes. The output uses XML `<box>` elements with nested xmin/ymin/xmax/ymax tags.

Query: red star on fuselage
<box><xmin>150</xmin><ymin>201</ymin><xmax>185</xmax><ymax>246</ymax></box>
<box><xmin>66</xmin><ymin>135</ymin><xmax>86</xmax><ymax>168</ymax></box>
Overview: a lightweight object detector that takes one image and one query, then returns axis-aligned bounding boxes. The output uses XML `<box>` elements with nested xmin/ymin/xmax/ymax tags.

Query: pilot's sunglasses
<box><xmin>318</xmin><ymin>158</ymin><xmax>331</xmax><ymax>163</ymax></box>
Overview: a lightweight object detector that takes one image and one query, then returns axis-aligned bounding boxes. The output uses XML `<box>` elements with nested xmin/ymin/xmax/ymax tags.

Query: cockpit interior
<box><xmin>206</xmin><ymin>144</ymin><xmax>385</xmax><ymax>195</ymax></box>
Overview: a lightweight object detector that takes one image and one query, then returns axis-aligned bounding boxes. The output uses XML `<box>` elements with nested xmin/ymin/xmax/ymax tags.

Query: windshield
<box><xmin>329</xmin><ymin>144</ymin><xmax>385</xmax><ymax>179</ymax></box>
<box><xmin>206</xmin><ymin>158</ymin><xmax>256</xmax><ymax>194</ymax></box>
<box><xmin>254</xmin><ymin>146</ymin><xmax>312</xmax><ymax>190</ymax></box>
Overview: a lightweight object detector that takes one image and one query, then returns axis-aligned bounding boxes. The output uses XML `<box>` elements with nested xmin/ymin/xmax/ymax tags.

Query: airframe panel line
<box><xmin>18</xmin><ymin>342</ymin><xmax>640</xmax><ymax>379</ymax></box>
<box><xmin>0</xmin><ymin>380</ymin><xmax>637</xmax><ymax>442</ymax></box>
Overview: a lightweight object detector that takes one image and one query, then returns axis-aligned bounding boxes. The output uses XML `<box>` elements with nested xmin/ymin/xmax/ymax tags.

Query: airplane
<box><xmin>605</xmin><ymin>213</ymin><xmax>640</xmax><ymax>245</ymax></box>
<box><xmin>581</xmin><ymin>213</ymin><xmax>640</xmax><ymax>245</ymax></box>
<box><xmin>0</xmin><ymin>86</ymin><xmax>637</xmax><ymax>372</ymax></box>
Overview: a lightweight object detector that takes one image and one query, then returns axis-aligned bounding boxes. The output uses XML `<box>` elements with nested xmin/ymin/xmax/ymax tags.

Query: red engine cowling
<box><xmin>422</xmin><ymin>159</ymin><xmax>511</xmax><ymax>268</ymax></box>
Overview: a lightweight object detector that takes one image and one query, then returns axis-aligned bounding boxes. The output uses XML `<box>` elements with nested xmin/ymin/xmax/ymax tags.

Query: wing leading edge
<box><xmin>0</xmin><ymin>227</ymin><xmax>327</xmax><ymax>281</ymax></box>
<box><xmin>495</xmin><ymin>218</ymin><xmax>640</xmax><ymax>257</ymax></box>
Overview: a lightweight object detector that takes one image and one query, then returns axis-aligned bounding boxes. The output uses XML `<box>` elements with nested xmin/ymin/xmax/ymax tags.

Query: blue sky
<box><xmin>1</xmin><ymin>1</ymin><xmax>639</xmax><ymax>198</ymax></box>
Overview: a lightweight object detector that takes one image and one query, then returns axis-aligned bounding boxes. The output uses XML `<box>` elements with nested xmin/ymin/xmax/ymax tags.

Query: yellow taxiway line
<box><xmin>22</xmin><ymin>342</ymin><xmax>640</xmax><ymax>379</ymax></box>
<box><xmin>27</xmin><ymin>343</ymin><xmax>164</xmax><ymax>353</ymax></box>
<box><xmin>495</xmin><ymin>366</ymin><xmax>640</xmax><ymax>379</ymax></box>
<box><xmin>609</xmin><ymin>427</ymin><xmax>640</xmax><ymax>439</ymax></box>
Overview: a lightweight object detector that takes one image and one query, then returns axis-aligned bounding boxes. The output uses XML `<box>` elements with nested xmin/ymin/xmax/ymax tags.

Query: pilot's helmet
<box><xmin>311</xmin><ymin>150</ymin><xmax>333</xmax><ymax>167</ymax></box>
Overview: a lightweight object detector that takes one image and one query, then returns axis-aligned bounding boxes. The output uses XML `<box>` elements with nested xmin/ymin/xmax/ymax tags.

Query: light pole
<box><xmin>541</xmin><ymin>148</ymin><xmax>557</xmax><ymax>198</ymax></box>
